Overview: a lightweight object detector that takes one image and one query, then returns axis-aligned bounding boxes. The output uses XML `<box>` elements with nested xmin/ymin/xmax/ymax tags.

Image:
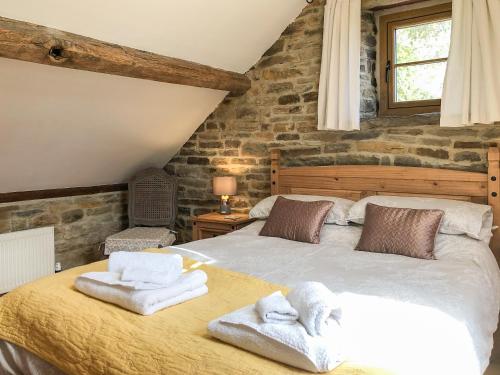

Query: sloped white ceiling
<box><xmin>0</xmin><ymin>0</ymin><xmax>306</xmax><ymax>193</ymax></box>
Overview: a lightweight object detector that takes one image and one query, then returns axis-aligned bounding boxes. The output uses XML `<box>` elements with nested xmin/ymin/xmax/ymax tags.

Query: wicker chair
<box><xmin>104</xmin><ymin>168</ymin><xmax>177</xmax><ymax>255</ymax></box>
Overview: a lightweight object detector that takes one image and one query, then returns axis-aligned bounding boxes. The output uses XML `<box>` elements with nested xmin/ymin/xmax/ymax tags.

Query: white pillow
<box><xmin>348</xmin><ymin>195</ymin><xmax>493</xmax><ymax>241</ymax></box>
<box><xmin>249</xmin><ymin>194</ymin><xmax>355</xmax><ymax>225</ymax></box>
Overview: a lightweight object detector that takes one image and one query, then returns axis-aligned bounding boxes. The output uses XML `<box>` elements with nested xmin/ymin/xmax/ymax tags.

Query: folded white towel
<box><xmin>255</xmin><ymin>291</ymin><xmax>299</xmax><ymax>324</ymax></box>
<box><xmin>208</xmin><ymin>305</ymin><xmax>343</xmax><ymax>373</ymax></box>
<box><xmin>75</xmin><ymin>270</ymin><xmax>208</xmax><ymax>315</ymax></box>
<box><xmin>286</xmin><ymin>282</ymin><xmax>341</xmax><ymax>337</ymax></box>
<box><xmin>121</xmin><ymin>267</ymin><xmax>180</xmax><ymax>286</ymax></box>
<box><xmin>108</xmin><ymin>252</ymin><xmax>183</xmax><ymax>277</ymax></box>
<box><xmin>80</xmin><ymin>272</ymin><xmax>170</xmax><ymax>290</ymax></box>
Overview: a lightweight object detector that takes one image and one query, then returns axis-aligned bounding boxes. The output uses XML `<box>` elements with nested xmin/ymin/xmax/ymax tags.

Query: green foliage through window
<box><xmin>394</xmin><ymin>19</ymin><xmax>451</xmax><ymax>102</ymax></box>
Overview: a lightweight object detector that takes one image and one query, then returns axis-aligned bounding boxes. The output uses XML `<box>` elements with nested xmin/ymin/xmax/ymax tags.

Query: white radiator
<box><xmin>0</xmin><ymin>227</ymin><xmax>55</xmax><ymax>294</ymax></box>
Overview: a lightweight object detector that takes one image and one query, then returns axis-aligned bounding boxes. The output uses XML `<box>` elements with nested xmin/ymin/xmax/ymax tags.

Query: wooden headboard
<box><xmin>270</xmin><ymin>147</ymin><xmax>500</xmax><ymax>253</ymax></box>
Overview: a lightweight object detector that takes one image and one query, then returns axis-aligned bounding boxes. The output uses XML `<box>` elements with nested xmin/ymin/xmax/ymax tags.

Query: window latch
<box><xmin>385</xmin><ymin>60</ymin><xmax>391</xmax><ymax>83</ymax></box>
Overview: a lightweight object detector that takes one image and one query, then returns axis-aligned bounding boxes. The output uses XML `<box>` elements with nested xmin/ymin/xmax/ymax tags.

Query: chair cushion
<box><xmin>104</xmin><ymin>227</ymin><xmax>176</xmax><ymax>255</ymax></box>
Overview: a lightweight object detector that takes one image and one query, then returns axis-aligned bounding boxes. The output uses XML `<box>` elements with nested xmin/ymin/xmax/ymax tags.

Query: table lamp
<box><xmin>213</xmin><ymin>176</ymin><xmax>237</xmax><ymax>214</ymax></box>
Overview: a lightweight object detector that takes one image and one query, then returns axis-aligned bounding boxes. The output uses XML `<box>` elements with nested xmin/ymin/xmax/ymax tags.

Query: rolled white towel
<box><xmin>286</xmin><ymin>282</ymin><xmax>341</xmax><ymax>337</ymax></box>
<box><xmin>208</xmin><ymin>304</ymin><xmax>343</xmax><ymax>373</ymax></box>
<box><xmin>121</xmin><ymin>267</ymin><xmax>180</xmax><ymax>286</ymax></box>
<box><xmin>75</xmin><ymin>270</ymin><xmax>208</xmax><ymax>315</ymax></box>
<box><xmin>109</xmin><ymin>252</ymin><xmax>182</xmax><ymax>283</ymax></box>
<box><xmin>255</xmin><ymin>291</ymin><xmax>299</xmax><ymax>324</ymax></box>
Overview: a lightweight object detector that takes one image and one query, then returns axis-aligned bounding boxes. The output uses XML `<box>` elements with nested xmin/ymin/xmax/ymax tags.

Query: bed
<box><xmin>1</xmin><ymin>148</ymin><xmax>500</xmax><ymax>375</ymax></box>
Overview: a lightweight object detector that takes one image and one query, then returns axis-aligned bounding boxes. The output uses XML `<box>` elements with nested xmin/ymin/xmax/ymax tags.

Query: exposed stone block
<box><xmin>426</xmin><ymin>128</ymin><xmax>478</xmax><ymax>137</ymax></box>
<box><xmin>416</xmin><ymin>148</ymin><xmax>449</xmax><ymax>160</ymax></box>
<box><xmin>231</xmin><ymin>158</ymin><xmax>258</xmax><ymax>165</ymax></box>
<box><xmin>357</xmin><ymin>141</ymin><xmax>405</xmax><ymax>154</ymax></box>
<box><xmin>336</xmin><ymin>154</ymin><xmax>380</xmax><ymax>165</ymax></box>
<box><xmin>198</xmin><ymin>132</ymin><xmax>220</xmax><ymax>140</ymax></box>
<box><xmin>454</xmin><ymin>151</ymin><xmax>482</xmax><ymax>162</ymax></box>
<box><xmin>219</xmin><ymin>150</ymin><xmax>239</xmax><ymax>157</ymax></box>
<box><xmin>324</xmin><ymin>143</ymin><xmax>351</xmax><ymax>153</ymax></box>
<box><xmin>261</xmin><ymin>68</ymin><xmax>304</xmax><ymax>81</ymax></box>
<box><xmin>394</xmin><ymin>156</ymin><xmax>422</xmax><ymax>167</ymax></box>
<box><xmin>273</xmin><ymin>123</ymin><xmax>295</xmax><ymax>132</ymax></box>
<box><xmin>187</xmin><ymin>157</ymin><xmax>210</xmax><ymax>165</ymax></box>
<box><xmin>264</xmin><ymin>39</ymin><xmax>285</xmax><ymax>57</ymax></box>
<box><xmin>199</xmin><ymin>141</ymin><xmax>223</xmax><ymax>149</ymax></box>
<box><xmin>278</xmin><ymin>94</ymin><xmax>301</xmax><ymax>105</ymax></box>
<box><xmin>342</xmin><ymin>130</ymin><xmax>381</xmax><ymax>141</ymax></box>
<box><xmin>211</xmin><ymin>158</ymin><xmax>229</xmax><ymax>166</ymax></box>
<box><xmin>86</xmin><ymin>206</ymin><xmax>112</xmax><ymax>216</ymax></box>
<box><xmin>303</xmin><ymin>92</ymin><xmax>318</xmax><ymax>102</ymax></box>
<box><xmin>242</xmin><ymin>142</ymin><xmax>268</xmax><ymax>157</ymax></box>
<box><xmin>273</xmin><ymin>106</ymin><xmax>302</xmax><ymax>115</ymax></box>
<box><xmin>302</xmin><ymin>131</ymin><xmax>341</xmax><ymax>142</ymax></box>
<box><xmin>225</xmin><ymin>140</ymin><xmax>241</xmax><ymax>148</ymax></box>
<box><xmin>236</xmin><ymin>107</ymin><xmax>258</xmax><ymax>120</ymax></box>
<box><xmin>0</xmin><ymin>220</ymin><xmax>10</xmax><ymax>232</ymax></box>
<box><xmin>62</xmin><ymin>209</ymin><xmax>84</xmax><ymax>224</ymax></box>
<box><xmin>420</xmin><ymin>138</ymin><xmax>451</xmax><ymax>147</ymax></box>
<box><xmin>282</xmin><ymin>20</ymin><xmax>306</xmax><ymax>36</ymax></box>
<box><xmin>267</xmin><ymin>82</ymin><xmax>293</xmax><ymax>94</ymax></box>
<box><xmin>282</xmin><ymin>147</ymin><xmax>321</xmax><ymax>157</ymax></box>
<box><xmin>259</xmin><ymin>55</ymin><xmax>294</xmax><ymax>69</ymax></box>
<box><xmin>286</xmin><ymin>156</ymin><xmax>336</xmax><ymax>167</ymax></box>
<box><xmin>14</xmin><ymin>209</ymin><xmax>44</xmax><ymax>218</ymax></box>
<box><xmin>454</xmin><ymin>141</ymin><xmax>483</xmax><ymax>149</ymax></box>
<box><xmin>482</xmin><ymin>128</ymin><xmax>500</xmax><ymax>138</ymax></box>
<box><xmin>381</xmin><ymin>156</ymin><xmax>391</xmax><ymax>165</ymax></box>
<box><xmin>387</xmin><ymin>128</ymin><xmax>423</xmax><ymax>136</ymax></box>
<box><xmin>276</xmin><ymin>133</ymin><xmax>300</xmax><ymax>141</ymax></box>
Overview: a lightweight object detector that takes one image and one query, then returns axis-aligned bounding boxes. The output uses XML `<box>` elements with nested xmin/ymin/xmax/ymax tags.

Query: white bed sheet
<box><xmin>171</xmin><ymin>221</ymin><xmax>500</xmax><ymax>375</ymax></box>
<box><xmin>1</xmin><ymin>221</ymin><xmax>499</xmax><ymax>375</ymax></box>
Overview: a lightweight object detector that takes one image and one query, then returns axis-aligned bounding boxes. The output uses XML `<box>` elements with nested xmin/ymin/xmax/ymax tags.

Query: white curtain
<box><xmin>318</xmin><ymin>0</ymin><xmax>361</xmax><ymax>131</ymax></box>
<box><xmin>440</xmin><ymin>0</ymin><xmax>500</xmax><ymax>127</ymax></box>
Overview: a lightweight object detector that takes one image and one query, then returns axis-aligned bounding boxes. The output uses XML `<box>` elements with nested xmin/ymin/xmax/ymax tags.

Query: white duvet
<box><xmin>172</xmin><ymin>221</ymin><xmax>500</xmax><ymax>375</ymax></box>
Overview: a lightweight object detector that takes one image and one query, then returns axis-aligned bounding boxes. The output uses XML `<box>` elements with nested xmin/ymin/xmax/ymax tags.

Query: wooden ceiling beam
<box><xmin>0</xmin><ymin>16</ymin><xmax>251</xmax><ymax>94</ymax></box>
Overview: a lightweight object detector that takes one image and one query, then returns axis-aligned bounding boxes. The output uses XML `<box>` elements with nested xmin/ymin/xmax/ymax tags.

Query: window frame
<box><xmin>378</xmin><ymin>3</ymin><xmax>452</xmax><ymax>116</ymax></box>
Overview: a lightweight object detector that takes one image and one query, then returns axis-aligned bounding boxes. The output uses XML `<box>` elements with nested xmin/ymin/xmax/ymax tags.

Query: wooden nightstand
<box><xmin>191</xmin><ymin>213</ymin><xmax>255</xmax><ymax>241</ymax></box>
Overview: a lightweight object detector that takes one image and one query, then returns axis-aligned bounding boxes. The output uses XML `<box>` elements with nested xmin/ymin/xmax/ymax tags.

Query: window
<box><xmin>379</xmin><ymin>3</ymin><xmax>452</xmax><ymax>116</ymax></box>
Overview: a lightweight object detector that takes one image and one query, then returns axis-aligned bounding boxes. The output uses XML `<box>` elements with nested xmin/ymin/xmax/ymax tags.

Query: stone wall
<box><xmin>0</xmin><ymin>191</ymin><xmax>127</xmax><ymax>269</ymax></box>
<box><xmin>165</xmin><ymin>1</ymin><xmax>500</xmax><ymax>242</ymax></box>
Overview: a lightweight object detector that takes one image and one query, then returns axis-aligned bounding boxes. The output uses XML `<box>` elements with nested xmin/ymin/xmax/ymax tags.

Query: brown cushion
<box><xmin>259</xmin><ymin>196</ymin><xmax>334</xmax><ymax>244</ymax></box>
<box><xmin>355</xmin><ymin>203</ymin><xmax>444</xmax><ymax>260</ymax></box>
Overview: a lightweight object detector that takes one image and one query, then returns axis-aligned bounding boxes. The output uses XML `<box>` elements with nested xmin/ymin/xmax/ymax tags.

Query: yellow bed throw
<box><xmin>0</xmin><ymin>251</ymin><xmax>391</xmax><ymax>375</ymax></box>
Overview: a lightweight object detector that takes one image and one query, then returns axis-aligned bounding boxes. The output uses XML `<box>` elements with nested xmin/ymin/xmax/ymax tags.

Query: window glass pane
<box><xmin>395</xmin><ymin>19</ymin><xmax>451</xmax><ymax>64</ymax></box>
<box><xmin>395</xmin><ymin>61</ymin><xmax>446</xmax><ymax>102</ymax></box>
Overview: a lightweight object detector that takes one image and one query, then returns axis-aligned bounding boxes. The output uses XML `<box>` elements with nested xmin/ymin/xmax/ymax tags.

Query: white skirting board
<box><xmin>0</xmin><ymin>227</ymin><xmax>55</xmax><ymax>294</ymax></box>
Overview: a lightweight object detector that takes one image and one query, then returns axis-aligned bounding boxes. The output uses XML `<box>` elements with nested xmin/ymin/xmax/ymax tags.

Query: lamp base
<box><xmin>219</xmin><ymin>199</ymin><xmax>232</xmax><ymax>214</ymax></box>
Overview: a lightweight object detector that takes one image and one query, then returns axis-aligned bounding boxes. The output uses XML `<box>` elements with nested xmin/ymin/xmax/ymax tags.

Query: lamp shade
<box><xmin>213</xmin><ymin>176</ymin><xmax>237</xmax><ymax>196</ymax></box>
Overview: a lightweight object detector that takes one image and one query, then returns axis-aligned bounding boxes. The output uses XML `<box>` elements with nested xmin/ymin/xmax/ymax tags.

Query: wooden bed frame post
<box><xmin>488</xmin><ymin>147</ymin><xmax>500</xmax><ymax>254</ymax></box>
<box><xmin>271</xmin><ymin>149</ymin><xmax>280</xmax><ymax>195</ymax></box>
